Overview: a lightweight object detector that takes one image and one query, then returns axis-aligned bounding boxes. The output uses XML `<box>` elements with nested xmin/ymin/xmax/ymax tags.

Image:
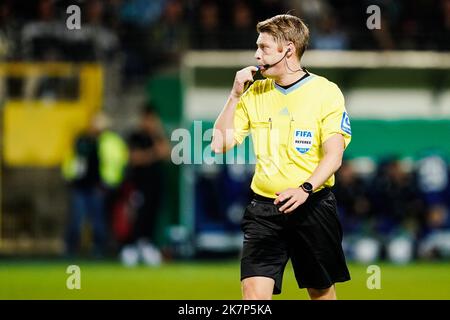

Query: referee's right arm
<box><xmin>211</xmin><ymin>66</ymin><xmax>257</xmax><ymax>153</ymax></box>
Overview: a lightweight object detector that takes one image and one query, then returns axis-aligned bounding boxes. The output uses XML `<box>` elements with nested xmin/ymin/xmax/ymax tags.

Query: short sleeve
<box><xmin>233</xmin><ymin>98</ymin><xmax>250</xmax><ymax>145</ymax></box>
<box><xmin>321</xmin><ymin>83</ymin><xmax>352</xmax><ymax>149</ymax></box>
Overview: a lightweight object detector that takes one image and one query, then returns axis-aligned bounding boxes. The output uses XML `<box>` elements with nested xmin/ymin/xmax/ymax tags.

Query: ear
<box><xmin>286</xmin><ymin>45</ymin><xmax>294</xmax><ymax>56</ymax></box>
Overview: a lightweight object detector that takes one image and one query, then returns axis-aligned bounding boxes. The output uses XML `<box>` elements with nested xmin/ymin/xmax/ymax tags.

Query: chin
<box><xmin>261</xmin><ymin>69</ymin><xmax>272</xmax><ymax>78</ymax></box>
<box><xmin>263</xmin><ymin>72</ymin><xmax>277</xmax><ymax>80</ymax></box>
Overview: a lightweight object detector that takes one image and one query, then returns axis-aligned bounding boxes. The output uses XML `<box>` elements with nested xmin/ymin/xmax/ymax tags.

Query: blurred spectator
<box><xmin>334</xmin><ymin>161</ymin><xmax>381</xmax><ymax>263</ymax></box>
<box><xmin>20</xmin><ymin>0</ymin><xmax>66</xmax><ymax>100</ymax></box>
<box><xmin>119</xmin><ymin>0</ymin><xmax>167</xmax><ymax>82</ymax></box>
<box><xmin>255</xmin><ymin>0</ymin><xmax>287</xmax><ymax>21</ymax></box>
<box><xmin>370</xmin><ymin>158</ymin><xmax>423</xmax><ymax>236</ymax></box>
<box><xmin>0</xmin><ymin>0</ymin><xmax>17</xmax><ymax>60</ymax></box>
<box><xmin>150</xmin><ymin>0</ymin><xmax>189</xmax><ymax>68</ymax></box>
<box><xmin>119</xmin><ymin>104</ymin><xmax>170</xmax><ymax>267</ymax></box>
<box><xmin>311</xmin><ymin>14</ymin><xmax>349</xmax><ymax>50</ymax></box>
<box><xmin>290</xmin><ymin>0</ymin><xmax>330</xmax><ymax>27</ymax></box>
<box><xmin>435</xmin><ymin>0</ymin><xmax>450</xmax><ymax>50</ymax></box>
<box><xmin>395</xmin><ymin>0</ymin><xmax>448</xmax><ymax>51</ymax></box>
<box><xmin>333</xmin><ymin>161</ymin><xmax>373</xmax><ymax>235</ymax></box>
<box><xmin>416</xmin><ymin>153</ymin><xmax>450</xmax><ymax>259</ymax></box>
<box><xmin>62</xmin><ymin>113</ymin><xmax>128</xmax><ymax>258</ymax></box>
<box><xmin>191</xmin><ymin>0</ymin><xmax>222</xmax><ymax>49</ymax></box>
<box><xmin>416</xmin><ymin>154</ymin><xmax>449</xmax><ymax>208</ymax></box>
<box><xmin>21</xmin><ymin>0</ymin><xmax>65</xmax><ymax>61</ymax></box>
<box><xmin>62</xmin><ymin>0</ymin><xmax>120</xmax><ymax>62</ymax></box>
<box><xmin>418</xmin><ymin>204</ymin><xmax>450</xmax><ymax>259</ymax></box>
<box><xmin>0</xmin><ymin>0</ymin><xmax>17</xmax><ymax>104</ymax></box>
<box><xmin>86</xmin><ymin>0</ymin><xmax>120</xmax><ymax>61</ymax></box>
<box><xmin>223</xmin><ymin>1</ymin><xmax>256</xmax><ymax>49</ymax></box>
<box><xmin>120</xmin><ymin>0</ymin><xmax>166</xmax><ymax>28</ymax></box>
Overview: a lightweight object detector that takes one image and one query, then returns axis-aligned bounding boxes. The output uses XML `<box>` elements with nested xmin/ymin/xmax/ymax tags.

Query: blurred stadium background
<box><xmin>0</xmin><ymin>0</ymin><xmax>450</xmax><ymax>299</ymax></box>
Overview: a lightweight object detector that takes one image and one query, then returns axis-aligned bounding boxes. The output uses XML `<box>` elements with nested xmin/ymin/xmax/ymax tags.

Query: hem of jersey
<box><xmin>252</xmin><ymin>185</ymin><xmax>328</xmax><ymax>199</ymax></box>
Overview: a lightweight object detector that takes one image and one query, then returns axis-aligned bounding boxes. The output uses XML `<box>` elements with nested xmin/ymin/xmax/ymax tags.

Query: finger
<box><xmin>240</xmin><ymin>66</ymin><xmax>258</xmax><ymax>80</ymax></box>
<box><xmin>284</xmin><ymin>201</ymin><xmax>300</xmax><ymax>214</ymax></box>
<box><xmin>246</xmin><ymin>65</ymin><xmax>259</xmax><ymax>73</ymax></box>
<box><xmin>236</xmin><ymin>69</ymin><xmax>253</xmax><ymax>83</ymax></box>
<box><xmin>274</xmin><ymin>190</ymin><xmax>292</xmax><ymax>204</ymax></box>
<box><xmin>238</xmin><ymin>76</ymin><xmax>254</xmax><ymax>89</ymax></box>
<box><xmin>274</xmin><ymin>193</ymin><xmax>286</xmax><ymax>205</ymax></box>
<box><xmin>245</xmin><ymin>66</ymin><xmax>258</xmax><ymax>80</ymax></box>
<box><xmin>280</xmin><ymin>192</ymin><xmax>294</xmax><ymax>203</ymax></box>
<box><xmin>244</xmin><ymin>74</ymin><xmax>255</xmax><ymax>84</ymax></box>
<box><xmin>279</xmin><ymin>197</ymin><xmax>296</xmax><ymax>212</ymax></box>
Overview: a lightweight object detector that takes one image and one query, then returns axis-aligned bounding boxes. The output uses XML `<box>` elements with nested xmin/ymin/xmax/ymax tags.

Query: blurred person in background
<box><xmin>212</xmin><ymin>14</ymin><xmax>352</xmax><ymax>300</ymax></box>
<box><xmin>119</xmin><ymin>0</ymin><xmax>166</xmax><ymax>82</ymax></box>
<box><xmin>119</xmin><ymin>104</ymin><xmax>170</xmax><ymax>267</ymax></box>
<box><xmin>333</xmin><ymin>160</ymin><xmax>373</xmax><ymax>235</ymax></box>
<box><xmin>62</xmin><ymin>0</ymin><xmax>119</xmax><ymax>62</ymax></box>
<box><xmin>333</xmin><ymin>160</ymin><xmax>379</xmax><ymax>263</ymax></box>
<box><xmin>369</xmin><ymin>158</ymin><xmax>423</xmax><ymax>262</ymax></box>
<box><xmin>21</xmin><ymin>0</ymin><xmax>64</xmax><ymax>61</ymax></box>
<box><xmin>21</xmin><ymin>0</ymin><xmax>65</xmax><ymax>100</ymax></box>
<box><xmin>365</xmin><ymin>0</ymin><xmax>396</xmax><ymax>50</ymax></box>
<box><xmin>150</xmin><ymin>0</ymin><xmax>189</xmax><ymax>69</ymax></box>
<box><xmin>370</xmin><ymin>158</ymin><xmax>422</xmax><ymax>236</ymax></box>
<box><xmin>416</xmin><ymin>153</ymin><xmax>450</xmax><ymax>259</ymax></box>
<box><xmin>62</xmin><ymin>112</ymin><xmax>128</xmax><ymax>258</ymax></box>
<box><xmin>223</xmin><ymin>1</ymin><xmax>256</xmax><ymax>49</ymax></box>
<box><xmin>290</xmin><ymin>0</ymin><xmax>330</xmax><ymax>27</ymax></box>
<box><xmin>434</xmin><ymin>0</ymin><xmax>450</xmax><ymax>50</ymax></box>
<box><xmin>310</xmin><ymin>13</ymin><xmax>349</xmax><ymax>50</ymax></box>
<box><xmin>191</xmin><ymin>0</ymin><xmax>222</xmax><ymax>49</ymax></box>
<box><xmin>0</xmin><ymin>0</ymin><xmax>17</xmax><ymax>60</ymax></box>
<box><xmin>254</xmin><ymin>0</ymin><xmax>287</xmax><ymax>22</ymax></box>
<box><xmin>0</xmin><ymin>0</ymin><xmax>17</xmax><ymax>104</ymax></box>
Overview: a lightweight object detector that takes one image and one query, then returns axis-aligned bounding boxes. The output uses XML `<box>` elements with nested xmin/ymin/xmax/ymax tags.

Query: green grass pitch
<box><xmin>0</xmin><ymin>260</ymin><xmax>449</xmax><ymax>299</ymax></box>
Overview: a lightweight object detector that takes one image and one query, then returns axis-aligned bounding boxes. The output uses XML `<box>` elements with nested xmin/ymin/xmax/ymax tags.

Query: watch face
<box><xmin>302</xmin><ymin>182</ymin><xmax>313</xmax><ymax>192</ymax></box>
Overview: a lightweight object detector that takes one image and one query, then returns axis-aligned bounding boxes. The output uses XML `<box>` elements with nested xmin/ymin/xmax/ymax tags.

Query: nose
<box><xmin>254</xmin><ymin>48</ymin><xmax>262</xmax><ymax>61</ymax></box>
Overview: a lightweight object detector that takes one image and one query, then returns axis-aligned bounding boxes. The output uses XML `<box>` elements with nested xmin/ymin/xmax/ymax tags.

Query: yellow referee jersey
<box><xmin>233</xmin><ymin>74</ymin><xmax>352</xmax><ymax>198</ymax></box>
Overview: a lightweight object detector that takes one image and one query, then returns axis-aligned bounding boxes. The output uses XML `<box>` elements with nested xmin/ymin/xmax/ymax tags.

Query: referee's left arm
<box><xmin>304</xmin><ymin>133</ymin><xmax>345</xmax><ymax>192</ymax></box>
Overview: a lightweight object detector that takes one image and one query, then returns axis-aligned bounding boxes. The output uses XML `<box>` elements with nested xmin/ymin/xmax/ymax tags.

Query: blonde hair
<box><xmin>256</xmin><ymin>14</ymin><xmax>309</xmax><ymax>60</ymax></box>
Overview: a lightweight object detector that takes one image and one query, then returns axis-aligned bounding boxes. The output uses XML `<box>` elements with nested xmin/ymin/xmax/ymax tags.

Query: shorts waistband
<box><xmin>253</xmin><ymin>188</ymin><xmax>331</xmax><ymax>203</ymax></box>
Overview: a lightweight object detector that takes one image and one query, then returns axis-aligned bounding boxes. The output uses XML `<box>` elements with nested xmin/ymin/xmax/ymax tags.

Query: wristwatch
<box><xmin>300</xmin><ymin>182</ymin><xmax>313</xmax><ymax>195</ymax></box>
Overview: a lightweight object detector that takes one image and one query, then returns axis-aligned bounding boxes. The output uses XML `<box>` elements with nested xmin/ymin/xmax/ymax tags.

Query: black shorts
<box><xmin>240</xmin><ymin>188</ymin><xmax>351</xmax><ymax>294</ymax></box>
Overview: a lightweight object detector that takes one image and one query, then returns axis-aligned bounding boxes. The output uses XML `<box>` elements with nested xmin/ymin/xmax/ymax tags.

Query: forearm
<box><xmin>211</xmin><ymin>94</ymin><xmax>240</xmax><ymax>153</ymax></box>
<box><xmin>306</xmin><ymin>152</ymin><xmax>343</xmax><ymax>191</ymax></box>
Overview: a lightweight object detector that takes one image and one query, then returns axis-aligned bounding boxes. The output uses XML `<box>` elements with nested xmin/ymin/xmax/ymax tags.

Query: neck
<box><xmin>274</xmin><ymin>67</ymin><xmax>306</xmax><ymax>86</ymax></box>
<box><xmin>271</xmin><ymin>57</ymin><xmax>305</xmax><ymax>86</ymax></box>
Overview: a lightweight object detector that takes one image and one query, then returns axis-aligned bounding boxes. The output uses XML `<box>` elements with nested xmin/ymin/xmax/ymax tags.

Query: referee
<box><xmin>211</xmin><ymin>14</ymin><xmax>352</xmax><ymax>300</ymax></box>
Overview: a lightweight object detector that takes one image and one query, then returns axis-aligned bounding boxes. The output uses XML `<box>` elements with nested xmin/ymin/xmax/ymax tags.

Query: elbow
<box><xmin>211</xmin><ymin>130</ymin><xmax>233</xmax><ymax>154</ymax></box>
<box><xmin>335</xmin><ymin>157</ymin><xmax>343</xmax><ymax>172</ymax></box>
<box><xmin>213</xmin><ymin>148</ymin><xmax>225</xmax><ymax>154</ymax></box>
<box><xmin>211</xmin><ymin>126</ymin><xmax>236</xmax><ymax>154</ymax></box>
<box><xmin>210</xmin><ymin>139</ymin><xmax>223</xmax><ymax>154</ymax></box>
